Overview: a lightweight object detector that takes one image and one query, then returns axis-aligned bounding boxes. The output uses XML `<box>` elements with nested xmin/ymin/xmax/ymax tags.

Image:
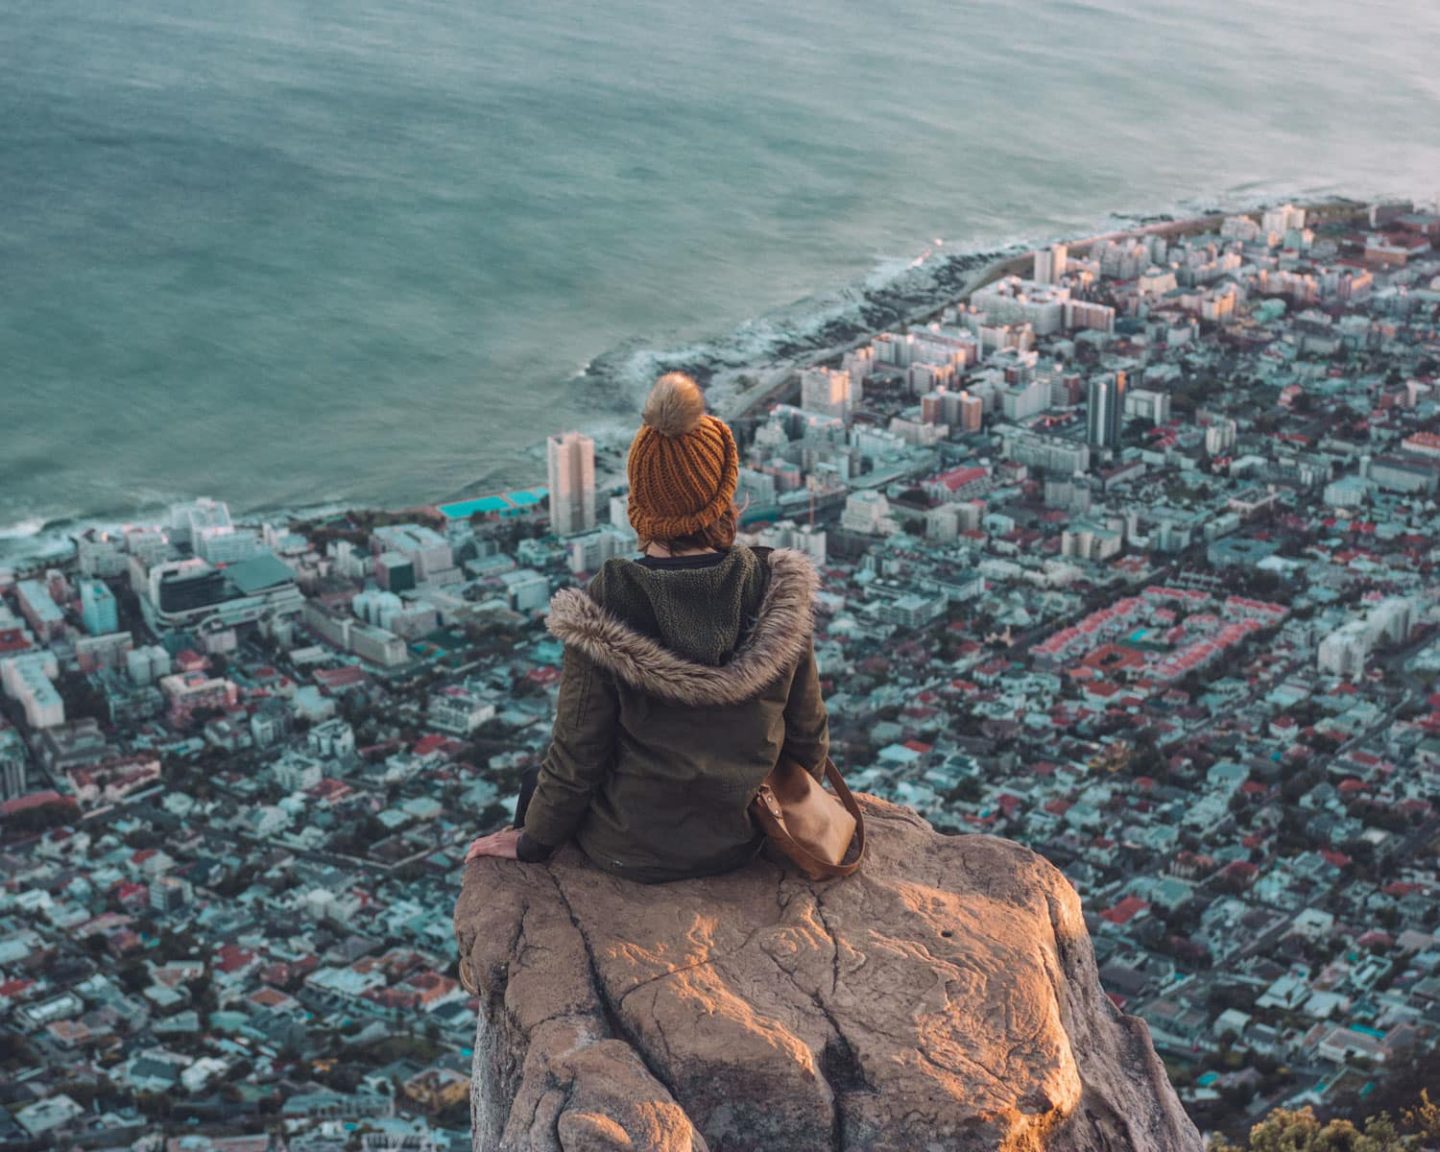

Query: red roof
<box><xmin>215</xmin><ymin>943</ymin><xmax>257</xmax><ymax>973</ymax></box>
<box><xmin>306</xmin><ymin>778</ymin><xmax>351</xmax><ymax>802</ymax></box>
<box><xmin>0</xmin><ymin>629</ymin><xmax>31</xmax><ymax>654</ymax></box>
<box><xmin>314</xmin><ymin>665</ymin><xmax>368</xmax><ymax>691</ymax></box>
<box><xmin>1101</xmin><ymin>896</ymin><xmax>1149</xmax><ymax>925</ymax></box>
<box><xmin>0</xmin><ymin>790</ymin><xmax>74</xmax><ymax>817</ymax></box>
<box><xmin>931</xmin><ymin>465</ymin><xmax>989</xmax><ymax>491</ymax></box>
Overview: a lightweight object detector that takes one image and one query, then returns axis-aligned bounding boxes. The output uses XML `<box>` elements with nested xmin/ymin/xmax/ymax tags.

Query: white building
<box><xmin>126</xmin><ymin>644</ymin><xmax>173</xmax><ymax>686</ymax></box>
<box><xmin>428</xmin><ymin>686</ymin><xmax>497</xmax><ymax>736</ymax></box>
<box><xmin>1001</xmin><ymin>427</ymin><xmax>1091</xmax><ymax>476</ymax></box>
<box><xmin>567</xmin><ymin>527</ymin><xmax>632</xmax><ymax>575</ymax></box>
<box><xmin>500</xmin><ymin>569</ymin><xmax>549</xmax><ymax>614</ymax></box>
<box><xmin>971</xmin><ymin>277</ymin><xmax>1069</xmax><ymax>336</ymax></box>
<box><xmin>840</xmin><ymin>491</ymin><xmax>898</xmax><ymax>536</ymax></box>
<box><xmin>370</xmin><ymin>524</ymin><xmax>456</xmax><ymax>584</ymax></box>
<box><xmin>308</xmin><ymin>718</ymin><xmax>356</xmax><ymax>759</ymax></box>
<box><xmin>273</xmin><ymin>751</ymin><xmax>326</xmax><ymax>791</ymax></box>
<box><xmin>1032</xmin><ymin>243</ymin><xmax>1068</xmax><ymax>284</ymax></box>
<box><xmin>840</xmin><ymin>346</ymin><xmax>875</xmax><ymax>384</ymax></box>
<box><xmin>1061</xmin><ymin>522</ymin><xmax>1124</xmax><ymax>561</ymax></box>
<box><xmin>123</xmin><ymin>526</ymin><xmax>171</xmax><ymax>569</ymax></box>
<box><xmin>1318</xmin><ymin>622</ymin><xmax>1369</xmax><ymax>680</ymax></box>
<box><xmin>1137</xmin><ymin>266</ymin><xmax>1179</xmax><ymax>296</ymax></box>
<box><xmin>750</xmin><ymin>520</ymin><xmax>827</xmax><ymax>566</ymax></box>
<box><xmin>250</xmin><ymin>804</ymin><xmax>292</xmax><ymax>838</ymax></box>
<box><xmin>1205</xmin><ymin>418</ymin><xmax>1238</xmax><ymax>456</ymax></box>
<box><xmin>1124</xmin><ymin>388</ymin><xmax>1172</xmax><ymax>425</ymax></box>
<box><xmin>194</xmin><ymin>525</ymin><xmax>264</xmax><ymax>564</ymax></box>
<box><xmin>75</xmin><ymin>529</ymin><xmax>129</xmax><ymax>578</ymax></box>
<box><xmin>169</xmin><ymin>498</ymin><xmax>233</xmax><ymax>546</ymax></box>
<box><xmin>1</xmin><ymin>653</ymin><xmax>64</xmax><ymax>729</ymax></box>
<box><xmin>1323</xmin><ymin>475</ymin><xmax>1374</xmax><ymax>508</ymax></box>
<box><xmin>1261</xmin><ymin>203</ymin><xmax>1306</xmax><ymax>239</ymax></box>
<box><xmin>1367</xmin><ymin>597</ymin><xmax>1413</xmax><ymax>646</ymax></box>
<box><xmin>1063</xmin><ymin>299</ymin><xmax>1117</xmax><ymax>334</ymax></box>
<box><xmin>1000</xmin><ymin>378</ymin><xmax>1050</xmax><ymax>421</ymax></box>
<box><xmin>350</xmin><ymin>623</ymin><xmax>409</xmax><ymax>668</ymax></box>
<box><xmin>15</xmin><ymin>580</ymin><xmax>64</xmax><ymax>641</ymax></box>
<box><xmin>547</xmin><ymin>431</ymin><xmax>597</xmax><ymax>537</ymax></box>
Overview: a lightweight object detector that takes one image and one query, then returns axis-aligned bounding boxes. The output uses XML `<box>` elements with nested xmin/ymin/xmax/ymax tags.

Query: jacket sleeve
<box><xmin>517</xmin><ymin>645</ymin><xmax>620</xmax><ymax>849</ymax></box>
<box><xmin>781</xmin><ymin>639</ymin><xmax>829</xmax><ymax>781</ymax></box>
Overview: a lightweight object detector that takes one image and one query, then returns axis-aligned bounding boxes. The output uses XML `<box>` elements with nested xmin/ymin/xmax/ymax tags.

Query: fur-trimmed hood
<box><xmin>544</xmin><ymin>548</ymin><xmax>819</xmax><ymax>708</ymax></box>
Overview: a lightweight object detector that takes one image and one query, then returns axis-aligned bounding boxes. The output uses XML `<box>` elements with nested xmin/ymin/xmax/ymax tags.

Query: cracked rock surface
<box><xmin>454</xmin><ymin>795</ymin><xmax>1203</xmax><ymax>1152</ymax></box>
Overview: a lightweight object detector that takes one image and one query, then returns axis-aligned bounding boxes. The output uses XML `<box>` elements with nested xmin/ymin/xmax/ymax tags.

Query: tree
<box><xmin>1206</xmin><ymin>1094</ymin><xmax>1440</xmax><ymax>1151</ymax></box>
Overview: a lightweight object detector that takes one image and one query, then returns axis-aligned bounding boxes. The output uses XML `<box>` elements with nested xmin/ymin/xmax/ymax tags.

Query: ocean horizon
<box><xmin>4</xmin><ymin>0</ymin><xmax>1439</xmax><ymax>561</ymax></box>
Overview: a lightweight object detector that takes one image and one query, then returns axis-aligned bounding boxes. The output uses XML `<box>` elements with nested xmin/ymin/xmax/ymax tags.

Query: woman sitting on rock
<box><xmin>464</xmin><ymin>372</ymin><xmax>829</xmax><ymax>883</ymax></box>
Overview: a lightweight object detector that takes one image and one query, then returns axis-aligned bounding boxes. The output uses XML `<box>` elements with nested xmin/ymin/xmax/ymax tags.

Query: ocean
<box><xmin>3</xmin><ymin>0</ymin><xmax>1438</xmax><ymax>560</ymax></box>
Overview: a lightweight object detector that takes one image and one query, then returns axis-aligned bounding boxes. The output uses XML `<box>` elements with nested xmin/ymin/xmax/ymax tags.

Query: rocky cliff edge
<box><xmin>454</xmin><ymin>795</ymin><xmax>1204</xmax><ymax>1152</ymax></box>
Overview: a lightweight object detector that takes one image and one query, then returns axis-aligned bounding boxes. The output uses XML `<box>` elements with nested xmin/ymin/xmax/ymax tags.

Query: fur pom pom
<box><xmin>642</xmin><ymin>372</ymin><xmax>706</xmax><ymax>437</ymax></box>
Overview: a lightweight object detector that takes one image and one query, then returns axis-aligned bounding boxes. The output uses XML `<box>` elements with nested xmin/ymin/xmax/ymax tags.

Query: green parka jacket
<box><xmin>520</xmin><ymin>545</ymin><xmax>829</xmax><ymax>883</ymax></box>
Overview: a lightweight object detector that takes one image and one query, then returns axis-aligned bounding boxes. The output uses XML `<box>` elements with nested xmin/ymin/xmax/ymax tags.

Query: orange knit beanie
<box><xmin>626</xmin><ymin>373</ymin><xmax>738</xmax><ymax>542</ymax></box>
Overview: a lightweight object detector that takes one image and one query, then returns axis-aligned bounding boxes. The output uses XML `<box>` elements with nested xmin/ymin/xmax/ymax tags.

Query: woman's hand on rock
<box><xmin>466</xmin><ymin>828</ymin><xmax>523</xmax><ymax>862</ymax></box>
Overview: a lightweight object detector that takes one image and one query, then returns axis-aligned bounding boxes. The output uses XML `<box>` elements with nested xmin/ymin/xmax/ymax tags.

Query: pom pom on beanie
<box><xmin>642</xmin><ymin>372</ymin><xmax>707</xmax><ymax>437</ymax></box>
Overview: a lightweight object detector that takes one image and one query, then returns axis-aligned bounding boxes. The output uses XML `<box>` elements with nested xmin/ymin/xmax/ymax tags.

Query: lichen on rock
<box><xmin>454</xmin><ymin>795</ymin><xmax>1204</xmax><ymax>1152</ymax></box>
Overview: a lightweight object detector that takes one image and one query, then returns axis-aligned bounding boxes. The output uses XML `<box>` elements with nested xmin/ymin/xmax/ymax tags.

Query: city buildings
<box><xmin>2</xmin><ymin>199</ymin><xmax>1439</xmax><ymax>1145</ymax></box>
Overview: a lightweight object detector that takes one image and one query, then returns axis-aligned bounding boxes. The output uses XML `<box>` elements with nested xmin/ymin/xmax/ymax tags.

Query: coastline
<box><xmin>0</xmin><ymin>193</ymin><xmax>1373</xmax><ymax>570</ymax></box>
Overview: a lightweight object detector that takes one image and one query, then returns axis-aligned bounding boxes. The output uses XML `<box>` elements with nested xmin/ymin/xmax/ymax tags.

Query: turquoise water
<box><xmin>3</xmin><ymin>0</ymin><xmax>1438</xmax><ymax>555</ymax></box>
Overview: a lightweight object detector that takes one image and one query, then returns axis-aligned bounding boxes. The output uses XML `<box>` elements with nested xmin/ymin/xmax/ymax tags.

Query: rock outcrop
<box><xmin>454</xmin><ymin>795</ymin><xmax>1204</xmax><ymax>1152</ymax></box>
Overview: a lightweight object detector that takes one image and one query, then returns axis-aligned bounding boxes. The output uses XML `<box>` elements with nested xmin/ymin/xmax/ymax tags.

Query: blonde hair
<box><xmin>636</xmin><ymin>501</ymin><xmax>739</xmax><ymax>554</ymax></box>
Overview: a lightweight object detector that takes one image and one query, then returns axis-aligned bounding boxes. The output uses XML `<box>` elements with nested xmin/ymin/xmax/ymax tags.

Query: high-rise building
<box><xmin>0</xmin><ymin>725</ymin><xmax>27</xmax><ymax>800</ymax></box>
<box><xmin>1261</xmin><ymin>204</ymin><xmax>1306</xmax><ymax>237</ymax></box>
<box><xmin>800</xmin><ymin>368</ymin><xmax>857</xmax><ymax>422</ymax></box>
<box><xmin>547</xmin><ymin>432</ymin><xmax>596</xmax><ymax>538</ymax></box>
<box><xmin>1086</xmin><ymin>372</ymin><xmax>1126</xmax><ymax>453</ymax></box>
<box><xmin>1033</xmin><ymin>243</ymin><xmax>1068</xmax><ymax>285</ymax></box>
<box><xmin>80</xmin><ymin>580</ymin><xmax>119</xmax><ymax>637</ymax></box>
<box><xmin>958</xmin><ymin>392</ymin><xmax>984</xmax><ymax>433</ymax></box>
